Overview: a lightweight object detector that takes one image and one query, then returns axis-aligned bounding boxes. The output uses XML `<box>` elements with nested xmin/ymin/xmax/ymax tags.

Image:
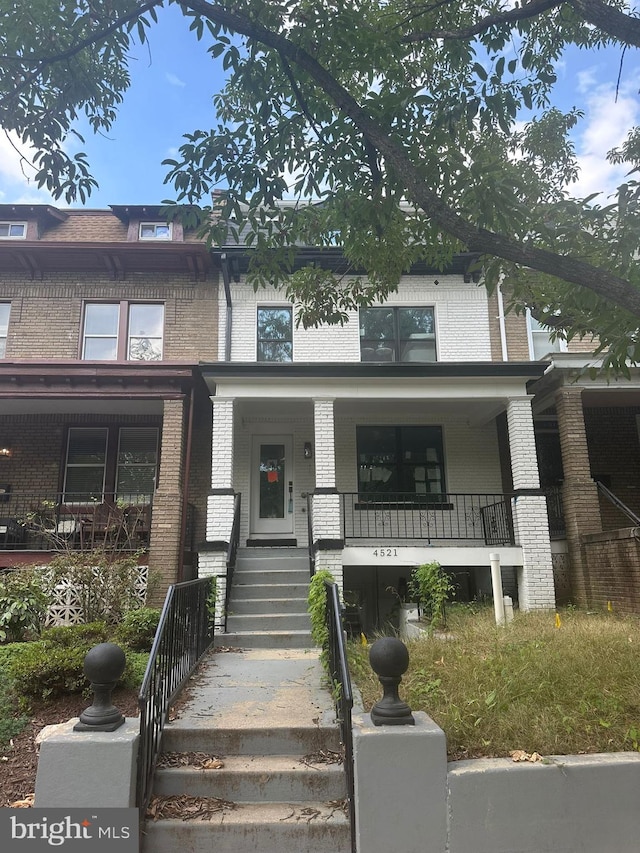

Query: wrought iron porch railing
<box><xmin>324</xmin><ymin>580</ymin><xmax>355</xmax><ymax>853</ymax></box>
<box><xmin>596</xmin><ymin>480</ymin><xmax>640</xmax><ymax>526</ymax></box>
<box><xmin>224</xmin><ymin>493</ymin><xmax>242</xmax><ymax>631</ymax></box>
<box><xmin>137</xmin><ymin>577</ymin><xmax>215</xmax><ymax>818</ymax></box>
<box><xmin>542</xmin><ymin>485</ymin><xmax>566</xmax><ymax>538</ymax></box>
<box><xmin>339</xmin><ymin>492</ymin><xmax>515</xmax><ymax>544</ymax></box>
<box><xmin>0</xmin><ymin>492</ymin><xmax>152</xmax><ymax>552</ymax></box>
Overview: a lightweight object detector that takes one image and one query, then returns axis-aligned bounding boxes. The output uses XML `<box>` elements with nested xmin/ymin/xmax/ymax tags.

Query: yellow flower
<box><xmin>555</xmin><ymin>613</ymin><xmax>562</xmax><ymax>628</ymax></box>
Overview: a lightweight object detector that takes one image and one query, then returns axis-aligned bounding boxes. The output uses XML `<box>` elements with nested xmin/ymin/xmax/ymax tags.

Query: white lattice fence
<box><xmin>35</xmin><ymin>564</ymin><xmax>149</xmax><ymax>626</ymax></box>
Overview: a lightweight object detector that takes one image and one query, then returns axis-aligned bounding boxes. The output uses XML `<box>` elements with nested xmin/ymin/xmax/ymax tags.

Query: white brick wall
<box><xmin>506</xmin><ymin>398</ymin><xmax>540</xmax><ymax>490</ymax></box>
<box><xmin>220</xmin><ymin>275</ymin><xmax>492</xmax><ymax>362</ymax></box>
<box><xmin>211</xmin><ymin>398</ymin><xmax>235</xmax><ymax>490</ymax></box>
<box><xmin>512</xmin><ymin>495</ymin><xmax>556</xmax><ymax>609</ymax></box>
<box><xmin>314</xmin><ymin>399</ymin><xmax>336</xmax><ymax>488</ymax></box>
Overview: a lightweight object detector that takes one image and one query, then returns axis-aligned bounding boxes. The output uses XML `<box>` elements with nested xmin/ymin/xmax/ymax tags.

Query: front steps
<box><xmin>220</xmin><ymin>547</ymin><xmax>313</xmax><ymax>649</ymax></box>
<box><xmin>141</xmin><ymin>648</ymin><xmax>350</xmax><ymax>853</ymax></box>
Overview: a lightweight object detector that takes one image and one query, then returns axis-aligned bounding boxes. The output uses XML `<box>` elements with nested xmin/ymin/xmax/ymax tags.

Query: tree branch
<box><xmin>186</xmin><ymin>0</ymin><xmax>640</xmax><ymax>318</ymax></box>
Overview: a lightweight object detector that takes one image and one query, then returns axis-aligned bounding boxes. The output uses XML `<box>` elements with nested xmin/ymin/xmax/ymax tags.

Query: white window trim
<box><xmin>0</xmin><ymin>222</ymin><xmax>27</xmax><ymax>239</ymax></box>
<box><xmin>256</xmin><ymin>305</ymin><xmax>294</xmax><ymax>363</ymax></box>
<box><xmin>139</xmin><ymin>222</ymin><xmax>172</xmax><ymax>240</ymax></box>
<box><xmin>526</xmin><ymin>309</ymin><xmax>567</xmax><ymax>360</ymax></box>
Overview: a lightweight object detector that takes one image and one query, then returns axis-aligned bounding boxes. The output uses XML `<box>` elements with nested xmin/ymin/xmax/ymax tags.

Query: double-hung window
<box><xmin>0</xmin><ymin>303</ymin><xmax>9</xmax><ymax>357</ymax></box>
<box><xmin>139</xmin><ymin>222</ymin><xmax>171</xmax><ymax>240</ymax></box>
<box><xmin>360</xmin><ymin>307</ymin><xmax>436</xmax><ymax>362</ymax></box>
<box><xmin>357</xmin><ymin>426</ymin><xmax>445</xmax><ymax>500</ymax></box>
<box><xmin>82</xmin><ymin>302</ymin><xmax>164</xmax><ymax>361</ymax></box>
<box><xmin>0</xmin><ymin>223</ymin><xmax>26</xmax><ymax>239</ymax></box>
<box><xmin>257</xmin><ymin>307</ymin><xmax>293</xmax><ymax>362</ymax></box>
<box><xmin>526</xmin><ymin>311</ymin><xmax>565</xmax><ymax>360</ymax></box>
<box><xmin>63</xmin><ymin>426</ymin><xmax>158</xmax><ymax>503</ymax></box>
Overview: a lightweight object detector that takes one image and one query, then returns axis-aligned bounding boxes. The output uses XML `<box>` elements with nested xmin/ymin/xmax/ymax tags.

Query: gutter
<box><xmin>497</xmin><ymin>281</ymin><xmax>508</xmax><ymax>361</ymax></box>
<box><xmin>221</xmin><ymin>252</ymin><xmax>233</xmax><ymax>362</ymax></box>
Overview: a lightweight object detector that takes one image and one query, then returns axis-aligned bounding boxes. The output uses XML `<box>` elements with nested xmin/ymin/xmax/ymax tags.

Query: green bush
<box><xmin>114</xmin><ymin>608</ymin><xmax>161</xmax><ymax>651</ymax></box>
<box><xmin>9</xmin><ymin>642</ymin><xmax>89</xmax><ymax>700</ymax></box>
<box><xmin>408</xmin><ymin>561</ymin><xmax>454</xmax><ymax>629</ymax></box>
<box><xmin>40</xmin><ymin>622</ymin><xmax>110</xmax><ymax>647</ymax></box>
<box><xmin>308</xmin><ymin>570</ymin><xmax>335</xmax><ymax>668</ymax></box>
<box><xmin>0</xmin><ymin>569</ymin><xmax>49</xmax><ymax>642</ymax></box>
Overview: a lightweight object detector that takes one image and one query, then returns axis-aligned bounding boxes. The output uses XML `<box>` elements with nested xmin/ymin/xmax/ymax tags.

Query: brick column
<box><xmin>148</xmin><ymin>398</ymin><xmax>186</xmax><ymax>602</ymax></box>
<box><xmin>200</xmin><ymin>397</ymin><xmax>236</xmax><ymax>628</ymax></box>
<box><xmin>555</xmin><ymin>386</ymin><xmax>601</xmax><ymax>607</ymax></box>
<box><xmin>312</xmin><ymin>398</ymin><xmax>343</xmax><ymax>589</ymax></box>
<box><xmin>506</xmin><ymin>397</ymin><xmax>555</xmax><ymax>610</ymax></box>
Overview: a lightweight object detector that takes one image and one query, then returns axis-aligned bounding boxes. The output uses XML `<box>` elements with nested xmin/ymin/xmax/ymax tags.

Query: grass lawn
<box><xmin>348</xmin><ymin>606</ymin><xmax>640</xmax><ymax>760</ymax></box>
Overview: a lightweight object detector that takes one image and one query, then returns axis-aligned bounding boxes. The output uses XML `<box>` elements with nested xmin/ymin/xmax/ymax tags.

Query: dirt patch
<box><xmin>0</xmin><ymin>687</ymin><xmax>140</xmax><ymax>807</ymax></box>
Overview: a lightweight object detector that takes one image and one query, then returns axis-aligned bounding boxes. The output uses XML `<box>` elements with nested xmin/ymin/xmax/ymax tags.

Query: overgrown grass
<box><xmin>349</xmin><ymin>606</ymin><xmax>640</xmax><ymax>759</ymax></box>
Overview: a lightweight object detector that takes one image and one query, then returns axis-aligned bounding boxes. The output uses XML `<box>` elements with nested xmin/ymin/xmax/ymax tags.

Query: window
<box><xmin>0</xmin><ymin>303</ymin><xmax>9</xmax><ymax>358</ymax></box>
<box><xmin>527</xmin><ymin>311</ymin><xmax>565</xmax><ymax>360</ymax></box>
<box><xmin>257</xmin><ymin>307</ymin><xmax>293</xmax><ymax>362</ymax></box>
<box><xmin>139</xmin><ymin>222</ymin><xmax>171</xmax><ymax>240</ymax></box>
<box><xmin>0</xmin><ymin>223</ymin><xmax>26</xmax><ymax>239</ymax></box>
<box><xmin>63</xmin><ymin>426</ymin><xmax>158</xmax><ymax>502</ymax></box>
<box><xmin>360</xmin><ymin>307</ymin><xmax>436</xmax><ymax>362</ymax></box>
<box><xmin>357</xmin><ymin>426</ymin><xmax>445</xmax><ymax>499</ymax></box>
<box><xmin>82</xmin><ymin>302</ymin><xmax>164</xmax><ymax>361</ymax></box>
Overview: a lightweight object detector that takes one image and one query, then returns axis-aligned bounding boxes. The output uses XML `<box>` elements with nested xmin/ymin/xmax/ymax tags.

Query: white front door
<box><xmin>250</xmin><ymin>435</ymin><xmax>294</xmax><ymax>536</ymax></box>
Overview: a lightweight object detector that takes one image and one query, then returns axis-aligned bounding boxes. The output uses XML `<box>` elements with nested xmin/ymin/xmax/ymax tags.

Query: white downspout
<box><xmin>497</xmin><ymin>281</ymin><xmax>508</xmax><ymax>361</ymax></box>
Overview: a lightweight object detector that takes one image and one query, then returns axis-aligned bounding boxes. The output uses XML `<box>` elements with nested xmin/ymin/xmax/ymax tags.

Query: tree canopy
<box><xmin>1</xmin><ymin>0</ymin><xmax>640</xmax><ymax>369</ymax></box>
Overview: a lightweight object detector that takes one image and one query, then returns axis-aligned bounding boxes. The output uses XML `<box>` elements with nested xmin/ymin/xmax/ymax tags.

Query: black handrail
<box><xmin>324</xmin><ymin>580</ymin><xmax>355</xmax><ymax>853</ymax></box>
<box><xmin>596</xmin><ymin>480</ymin><xmax>640</xmax><ymax>526</ymax></box>
<box><xmin>307</xmin><ymin>493</ymin><xmax>316</xmax><ymax>577</ymax></box>
<box><xmin>224</xmin><ymin>493</ymin><xmax>241</xmax><ymax>631</ymax></box>
<box><xmin>137</xmin><ymin>577</ymin><xmax>215</xmax><ymax>817</ymax></box>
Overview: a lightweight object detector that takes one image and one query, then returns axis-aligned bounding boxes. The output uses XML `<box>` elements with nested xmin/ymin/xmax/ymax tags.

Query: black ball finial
<box><xmin>369</xmin><ymin>637</ymin><xmax>415</xmax><ymax>726</ymax></box>
<box><xmin>74</xmin><ymin>643</ymin><xmax>127</xmax><ymax>732</ymax></box>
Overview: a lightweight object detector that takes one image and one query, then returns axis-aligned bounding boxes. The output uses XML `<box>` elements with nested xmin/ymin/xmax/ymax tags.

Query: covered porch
<box><xmin>199</xmin><ymin>361</ymin><xmax>555</xmax><ymax>615</ymax></box>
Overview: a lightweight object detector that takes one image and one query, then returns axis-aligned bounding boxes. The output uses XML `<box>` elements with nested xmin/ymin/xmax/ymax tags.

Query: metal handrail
<box><xmin>307</xmin><ymin>493</ymin><xmax>316</xmax><ymax>577</ymax></box>
<box><xmin>324</xmin><ymin>580</ymin><xmax>355</xmax><ymax>853</ymax></box>
<box><xmin>224</xmin><ymin>493</ymin><xmax>241</xmax><ymax>631</ymax></box>
<box><xmin>137</xmin><ymin>577</ymin><xmax>215</xmax><ymax>817</ymax></box>
<box><xmin>596</xmin><ymin>481</ymin><xmax>640</xmax><ymax>526</ymax></box>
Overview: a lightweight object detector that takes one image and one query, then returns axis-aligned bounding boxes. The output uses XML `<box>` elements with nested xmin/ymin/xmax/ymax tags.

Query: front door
<box><xmin>250</xmin><ymin>435</ymin><xmax>294</xmax><ymax>536</ymax></box>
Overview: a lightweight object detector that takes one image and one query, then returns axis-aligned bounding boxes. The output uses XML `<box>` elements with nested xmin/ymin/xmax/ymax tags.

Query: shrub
<box><xmin>408</xmin><ymin>561</ymin><xmax>454</xmax><ymax>629</ymax></box>
<box><xmin>40</xmin><ymin>622</ymin><xmax>110</xmax><ymax>647</ymax></box>
<box><xmin>308</xmin><ymin>570</ymin><xmax>335</xmax><ymax>667</ymax></box>
<box><xmin>114</xmin><ymin>608</ymin><xmax>161</xmax><ymax>651</ymax></box>
<box><xmin>9</xmin><ymin>642</ymin><xmax>89</xmax><ymax>700</ymax></box>
<box><xmin>0</xmin><ymin>568</ymin><xmax>49</xmax><ymax>643</ymax></box>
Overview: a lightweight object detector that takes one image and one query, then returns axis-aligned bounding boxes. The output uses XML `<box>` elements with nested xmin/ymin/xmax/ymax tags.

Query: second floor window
<box><xmin>257</xmin><ymin>307</ymin><xmax>293</xmax><ymax>362</ymax></box>
<box><xmin>82</xmin><ymin>302</ymin><xmax>164</xmax><ymax>361</ymax></box>
<box><xmin>360</xmin><ymin>307</ymin><xmax>436</xmax><ymax>362</ymax></box>
<box><xmin>139</xmin><ymin>222</ymin><xmax>171</xmax><ymax>240</ymax></box>
<box><xmin>0</xmin><ymin>222</ymin><xmax>26</xmax><ymax>239</ymax></box>
<box><xmin>0</xmin><ymin>303</ymin><xmax>9</xmax><ymax>357</ymax></box>
<box><xmin>527</xmin><ymin>311</ymin><xmax>565</xmax><ymax>360</ymax></box>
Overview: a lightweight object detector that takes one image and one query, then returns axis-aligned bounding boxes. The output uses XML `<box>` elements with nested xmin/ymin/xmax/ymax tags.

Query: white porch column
<box><xmin>312</xmin><ymin>398</ymin><xmax>343</xmax><ymax>589</ymax></box>
<box><xmin>507</xmin><ymin>397</ymin><xmax>555</xmax><ymax>610</ymax></box>
<box><xmin>200</xmin><ymin>396</ymin><xmax>236</xmax><ymax>627</ymax></box>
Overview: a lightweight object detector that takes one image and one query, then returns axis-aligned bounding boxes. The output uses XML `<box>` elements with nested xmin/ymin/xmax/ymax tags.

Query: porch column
<box><xmin>555</xmin><ymin>387</ymin><xmax>601</xmax><ymax>607</ymax></box>
<box><xmin>312</xmin><ymin>398</ymin><xmax>343</xmax><ymax>589</ymax></box>
<box><xmin>148</xmin><ymin>398</ymin><xmax>186</xmax><ymax>602</ymax></box>
<box><xmin>506</xmin><ymin>397</ymin><xmax>555</xmax><ymax>610</ymax></box>
<box><xmin>199</xmin><ymin>396</ymin><xmax>236</xmax><ymax>627</ymax></box>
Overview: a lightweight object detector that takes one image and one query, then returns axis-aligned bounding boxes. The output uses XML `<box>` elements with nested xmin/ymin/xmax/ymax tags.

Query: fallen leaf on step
<box><xmin>510</xmin><ymin>750</ymin><xmax>543</xmax><ymax>763</ymax></box>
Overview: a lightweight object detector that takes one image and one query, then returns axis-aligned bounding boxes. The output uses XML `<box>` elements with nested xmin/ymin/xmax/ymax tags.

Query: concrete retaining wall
<box><xmin>353</xmin><ymin>711</ymin><xmax>640</xmax><ymax>853</ymax></box>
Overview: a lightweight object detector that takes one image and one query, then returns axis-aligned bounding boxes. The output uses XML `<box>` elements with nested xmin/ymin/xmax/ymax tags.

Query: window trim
<box><xmin>256</xmin><ymin>305</ymin><xmax>294</xmax><ymax>363</ymax></box>
<box><xmin>0</xmin><ymin>302</ymin><xmax>10</xmax><ymax>358</ymax></box>
<box><xmin>360</xmin><ymin>306</ymin><xmax>437</xmax><ymax>363</ymax></box>
<box><xmin>81</xmin><ymin>301</ymin><xmax>165</xmax><ymax>361</ymax></box>
<box><xmin>139</xmin><ymin>222</ymin><xmax>172</xmax><ymax>241</ymax></box>
<box><xmin>526</xmin><ymin>309</ymin><xmax>567</xmax><ymax>360</ymax></box>
<box><xmin>0</xmin><ymin>222</ymin><xmax>26</xmax><ymax>239</ymax></box>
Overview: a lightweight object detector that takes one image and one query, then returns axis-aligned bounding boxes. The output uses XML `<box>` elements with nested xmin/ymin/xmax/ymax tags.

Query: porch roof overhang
<box><xmin>529</xmin><ymin>353</ymin><xmax>640</xmax><ymax>414</ymax></box>
<box><xmin>200</xmin><ymin>361</ymin><xmax>546</xmax><ymax>403</ymax></box>
<box><xmin>0</xmin><ymin>361</ymin><xmax>203</xmax><ymax>414</ymax></box>
<box><xmin>0</xmin><ymin>240</ymin><xmax>212</xmax><ymax>280</ymax></box>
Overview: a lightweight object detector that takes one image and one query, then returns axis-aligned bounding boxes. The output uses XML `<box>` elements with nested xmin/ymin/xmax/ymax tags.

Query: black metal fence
<box><xmin>137</xmin><ymin>577</ymin><xmax>215</xmax><ymax>817</ymax></box>
<box><xmin>340</xmin><ymin>492</ymin><xmax>515</xmax><ymax>544</ymax></box>
<box><xmin>324</xmin><ymin>580</ymin><xmax>356</xmax><ymax>853</ymax></box>
<box><xmin>0</xmin><ymin>491</ymin><xmax>152</xmax><ymax>552</ymax></box>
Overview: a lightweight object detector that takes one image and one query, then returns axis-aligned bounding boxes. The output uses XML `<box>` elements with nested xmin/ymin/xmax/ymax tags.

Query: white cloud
<box><xmin>0</xmin><ymin>129</ymin><xmax>56</xmax><ymax>204</ymax></box>
<box><xmin>165</xmin><ymin>72</ymin><xmax>186</xmax><ymax>88</ymax></box>
<box><xmin>570</xmin><ymin>80</ymin><xmax>639</xmax><ymax>200</ymax></box>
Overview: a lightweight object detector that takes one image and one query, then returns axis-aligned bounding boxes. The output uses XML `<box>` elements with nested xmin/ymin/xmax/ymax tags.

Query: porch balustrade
<box><xmin>0</xmin><ymin>492</ymin><xmax>152</xmax><ymax>553</ymax></box>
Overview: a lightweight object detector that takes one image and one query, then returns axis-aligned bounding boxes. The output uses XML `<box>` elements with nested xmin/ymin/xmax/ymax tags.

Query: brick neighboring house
<box><xmin>0</xmin><ymin>204</ymin><xmax>216</xmax><ymax>600</ymax></box>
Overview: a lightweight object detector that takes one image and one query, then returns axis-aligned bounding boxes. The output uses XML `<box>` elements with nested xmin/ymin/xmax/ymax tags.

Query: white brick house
<box><xmin>198</xmin><ymin>248</ymin><xmax>555</xmax><ymax>629</ymax></box>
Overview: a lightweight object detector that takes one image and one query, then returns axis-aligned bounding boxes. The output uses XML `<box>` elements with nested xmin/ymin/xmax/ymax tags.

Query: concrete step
<box><xmin>229</xmin><ymin>583</ymin><xmax>310</xmax><ymax>600</ymax></box>
<box><xmin>161</xmin><ymin>724</ymin><xmax>342</xmax><ymax>757</ymax></box>
<box><xmin>153</xmin><ymin>754</ymin><xmax>345</xmax><ymax>802</ymax></box>
<box><xmin>228</xmin><ymin>597</ymin><xmax>309</xmax><ymax>615</ymax></box>
<box><xmin>217</xmin><ymin>630</ymin><xmax>314</xmax><ymax>649</ymax></box>
<box><xmin>236</xmin><ymin>547</ymin><xmax>309</xmax><ymax>563</ymax></box>
<box><xmin>141</xmin><ymin>801</ymin><xmax>351</xmax><ymax>853</ymax></box>
<box><xmin>226</xmin><ymin>613</ymin><xmax>311</xmax><ymax>633</ymax></box>
<box><xmin>232</xmin><ymin>568</ymin><xmax>310</xmax><ymax>584</ymax></box>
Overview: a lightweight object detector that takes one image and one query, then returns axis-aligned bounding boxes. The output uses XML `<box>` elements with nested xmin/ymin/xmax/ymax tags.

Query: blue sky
<box><xmin>0</xmin><ymin>3</ymin><xmax>638</xmax><ymax>209</ymax></box>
